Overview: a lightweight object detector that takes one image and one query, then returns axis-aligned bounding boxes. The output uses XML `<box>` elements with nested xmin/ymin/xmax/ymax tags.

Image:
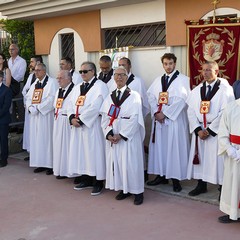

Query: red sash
<box><xmin>108</xmin><ymin>104</ymin><xmax>120</xmax><ymax>126</ymax></box>
<box><xmin>230</xmin><ymin>134</ymin><xmax>240</xmax><ymax>145</ymax></box>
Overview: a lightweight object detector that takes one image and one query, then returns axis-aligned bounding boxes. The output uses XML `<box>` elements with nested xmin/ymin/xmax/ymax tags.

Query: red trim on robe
<box><xmin>230</xmin><ymin>134</ymin><xmax>240</xmax><ymax>145</ymax></box>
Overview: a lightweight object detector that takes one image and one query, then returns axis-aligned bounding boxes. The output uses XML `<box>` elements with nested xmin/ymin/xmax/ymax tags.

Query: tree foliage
<box><xmin>0</xmin><ymin>19</ymin><xmax>35</xmax><ymax>64</ymax></box>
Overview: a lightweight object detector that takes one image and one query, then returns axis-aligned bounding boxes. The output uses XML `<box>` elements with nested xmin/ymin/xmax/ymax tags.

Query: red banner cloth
<box><xmin>187</xmin><ymin>23</ymin><xmax>240</xmax><ymax>87</ymax></box>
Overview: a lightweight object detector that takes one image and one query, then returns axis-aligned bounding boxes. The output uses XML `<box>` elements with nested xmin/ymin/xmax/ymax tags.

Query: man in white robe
<box><xmin>187</xmin><ymin>61</ymin><xmax>234</xmax><ymax>196</ymax></box>
<box><xmin>107</xmin><ymin>57</ymin><xmax>149</xmax><ymax>118</ymax></box>
<box><xmin>26</xmin><ymin>63</ymin><xmax>57</xmax><ymax>174</ymax></box>
<box><xmin>22</xmin><ymin>55</ymin><xmax>43</xmax><ymax>160</ymax></box>
<box><xmin>101</xmin><ymin>66</ymin><xmax>145</xmax><ymax>205</ymax></box>
<box><xmin>218</xmin><ymin>99</ymin><xmax>240</xmax><ymax>223</ymax></box>
<box><xmin>97</xmin><ymin>55</ymin><xmax>114</xmax><ymax>86</ymax></box>
<box><xmin>53</xmin><ymin>70</ymin><xmax>75</xmax><ymax>179</ymax></box>
<box><xmin>108</xmin><ymin>57</ymin><xmax>150</xmax><ymax>181</ymax></box>
<box><xmin>60</xmin><ymin>57</ymin><xmax>82</xmax><ymax>85</ymax></box>
<box><xmin>147</xmin><ymin>53</ymin><xmax>190</xmax><ymax>192</ymax></box>
<box><xmin>68</xmin><ymin>61</ymin><xmax>108</xmax><ymax>196</ymax></box>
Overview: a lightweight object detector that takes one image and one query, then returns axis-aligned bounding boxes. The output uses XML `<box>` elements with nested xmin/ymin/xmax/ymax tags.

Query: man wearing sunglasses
<box><xmin>68</xmin><ymin>61</ymin><xmax>108</xmax><ymax>196</ymax></box>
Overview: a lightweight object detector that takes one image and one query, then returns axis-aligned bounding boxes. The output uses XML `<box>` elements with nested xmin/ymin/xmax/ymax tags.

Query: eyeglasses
<box><xmin>35</xmin><ymin>69</ymin><xmax>43</xmax><ymax>72</ymax></box>
<box><xmin>114</xmin><ymin>73</ymin><xmax>127</xmax><ymax>78</ymax></box>
<box><xmin>9</xmin><ymin>49</ymin><xmax>16</xmax><ymax>51</ymax></box>
<box><xmin>79</xmin><ymin>69</ymin><xmax>92</xmax><ymax>74</ymax></box>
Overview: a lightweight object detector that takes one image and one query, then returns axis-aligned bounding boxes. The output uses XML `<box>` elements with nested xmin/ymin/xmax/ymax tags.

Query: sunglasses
<box><xmin>79</xmin><ymin>69</ymin><xmax>92</xmax><ymax>74</ymax></box>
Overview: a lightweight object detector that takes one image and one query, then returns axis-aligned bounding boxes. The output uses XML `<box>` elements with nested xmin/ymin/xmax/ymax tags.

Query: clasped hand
<box><xmin>71</xmin><ymin>118</ymin><xmax>81</xmax><ymax>128</ymax></box>
<box><xmin>155</xmin><ymin>111</ymin><xmax>166</xmax><ymax>124</ymax></box>
<box><xmin>198</xmin><ymin>130</ymin><xmax>209</xmax><ymax>140</ymax></box>
<box><xmin>108</xmin><ymin>134</ymin><xmax>121</xmax><ymax>144</ymax></box>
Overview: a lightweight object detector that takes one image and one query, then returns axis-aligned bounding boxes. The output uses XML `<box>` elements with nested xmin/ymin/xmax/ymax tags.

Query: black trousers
<box><xmin>0</xmin><ymin>124</ymin><xmax>9</xmax><ymax>165</ymax></box>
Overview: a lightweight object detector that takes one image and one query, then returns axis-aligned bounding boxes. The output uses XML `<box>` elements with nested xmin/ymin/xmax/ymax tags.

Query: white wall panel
<box><xmin>101</xmin><ymin>0</ymin><xmax>165</xmax><ymax>28</ymax></box>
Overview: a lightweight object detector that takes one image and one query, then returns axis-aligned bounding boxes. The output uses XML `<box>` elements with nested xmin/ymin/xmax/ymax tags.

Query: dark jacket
<box><xmin>233</xmin><ymin>80</ymin><xmax>240</xmax><ymax>99</ymax></box>
<box><xmin>0</xmin><ymin>83</ymin><xmax>12</xmax><ymax>124</ymax></box>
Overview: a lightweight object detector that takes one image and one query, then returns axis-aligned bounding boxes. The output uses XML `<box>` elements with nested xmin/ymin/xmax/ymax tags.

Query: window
<box><xmin>102</xmin><ymin>22</ymin><xmax>166</xmax><ymax>49</ymax></box>
<box><xmin>60</xmin><ymin>33</ymin><xmax>75</xmax><ymax>67</ymax></box>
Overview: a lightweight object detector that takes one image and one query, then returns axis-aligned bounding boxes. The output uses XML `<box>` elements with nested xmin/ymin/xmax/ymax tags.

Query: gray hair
<box><xmin>36</xmin><ymin>62</ymin><xmax>47</xmax><ymax>71</ymax></box>
<box><xmin>114</xmin><ymin>66</ymin><xmax>128</xmax><ymax>75</ymax></box>
<box><xmin>81</xmin><ymin>61</ymin><xmax>97</xmax><ymax>76</ymax></box>
<box><xmin>61</xmin><ymin>70</ymin><xmax>72</xmax><ymax>82</ymax></box>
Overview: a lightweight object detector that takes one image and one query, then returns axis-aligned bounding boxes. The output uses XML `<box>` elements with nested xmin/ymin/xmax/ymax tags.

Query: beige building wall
<box><xmin>34</xmin><ymin>11</ymin><xmax>101</xmax><ymax>55</ymax></box>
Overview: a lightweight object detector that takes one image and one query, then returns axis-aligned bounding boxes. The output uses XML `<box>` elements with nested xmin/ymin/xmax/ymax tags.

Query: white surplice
<box><xmin>71</xmin><ymin>70</ymin><xmax>83</xmax><ymax>85</ymax></box>
<box><xmin>187</xmin><ymin>79</ymin><xmax>235</xmax><ymax>184</ymax></box>
<box><xmin>67</xmin><ymin>80</ymin><xmax>108</xmax><ymax>180</ymax></box>
<box><xmin>52</xmin><ymin>83</ymin><xmax>75</xmax><ymax>177</ymax></box>
<box><xmin>218</xmin><ymin>99</ymin><xmax>240</xmax><ymax>220</ymax></box>
<box><xmin>22</xmin><ymin>73</ymin><xmax>37</xmax><ymax>152</ymax></box>
<box><xmin>26</xmin><ymin>75</ymin><xmax>58</xmax><ymax>168</ymax></box>
<box><xmin>101</xmin><ymin>89</ymin><xmax>145</xmax><ymax>194</ymax></box>
<box><xmin>147</xmin><ymin>72</ymin><xmax>190</xmax><ymax>180</ymax></box>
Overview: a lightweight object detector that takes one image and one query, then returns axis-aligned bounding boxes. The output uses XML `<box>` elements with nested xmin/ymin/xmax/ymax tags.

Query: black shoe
<box><xmin>73</xmin><ymin>176</ymin><xmax>82</xmax><ymax>184</ymax></box>
<box><xmin>33</xmin><ymin>167</ymin><xmax>47</xmax><ymax>173</ymax></box>
<box><xmin>0</xmin><ymin>162</ymin><xmax>8</xmax><ymax>168</ymax></box>
<box><xmin>56</xmin><ymin>176</ymin><xmax>68</xmax><ymax>180</ymax></box>
<box><xmin>218</xmin><ymin>215</ymin><xmax>240</xmax><ymax>224</ymax></box>
<box><xmin>24</xmin><ymin>156</ymin><xmax>29</xmax><ymax>161</ymax></box>
<box><xmin>46</xmin><ymin>168</ymin><xmax>53</xmax><ymax>175</ymax></box>
<box><xmin>91</xmin><ymin>185</ymin><xmax>103</xmax><ymax>196</ymax></box>
<box><xmin>134</xmin><ymin>193</ymin><xmax>144</xmax><ymax>205</ymax></box>
<box><xmin>115</xmin><ymin>191</ymin><xmax>132</xmax><ymax>200</ymax></box>
<box><xmin>188</xmin><ymin>186</ymin><xmax>207</xmax><ymax>196</ymax></box>
<box><xmin>147</xmin><ymin>175</ymin><xmax>169</xmax><ymax>186</ymax></box>
<box><xmin>172</xmin><ymin>179</ymin><xmax>182</xmax><ymax>192</ymax></box>
<box><xmin>74</xmin><ymin>182</ymin><xmax>93</xmax><ymax>191</ymax></box>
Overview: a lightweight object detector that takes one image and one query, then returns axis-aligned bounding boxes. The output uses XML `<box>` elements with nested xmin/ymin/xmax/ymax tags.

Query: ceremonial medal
<box><xmin>75</xmin><ymin>95</ymin><xmax>86</xmax><ymax>106</ymax></box>
<box><xmin>108</xmin><ymin>104</ymin><xmax>120</xmax><ymax>118</ymax></box>
<box><xmin>158</xmin><ymin>92</ymin><xmax>168</xmax><ymax>104</ymax></box>
<box><xmin>200</xmin><ymin>101</ymin><xmax>210</xmax><ymax>114</ymax></box>
<box><xmin>56</xmin><ymin>98</ymin><xmax>63</xmax><ymax>109</ymax></box>
<box><xmin>32</xmin><ymin>89</ymin><xmax>43</xmax><ymax>104</ymax></box>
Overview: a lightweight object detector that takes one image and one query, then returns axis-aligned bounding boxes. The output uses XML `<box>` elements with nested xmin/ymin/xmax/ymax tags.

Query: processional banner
<box><xmin>187</xmin><ymin>23</ymin><xmax>240</xmax><ymax>87</ymax></box>
<box><xmin>99</xmin><ymin>46</ymin><xmax>129</xmax><ymax>69</ymax></box>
